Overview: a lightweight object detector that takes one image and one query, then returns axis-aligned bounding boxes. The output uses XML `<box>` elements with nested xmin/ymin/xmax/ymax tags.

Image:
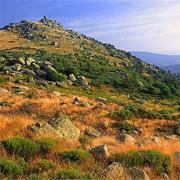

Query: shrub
<box><xmin>109</xmin><ymin>109</ymin><xmax>133</xmax><ymax>120</ymax></box>
<box><xmin>55</xmin><ymin>169</ymin><xmax>89</xmax><ymax>179</ymax></box>
<box><xmin>0</xmin><ymin>158</ymin><xmax>23</xmax><ymax>177</ymax></box>
<box><xmin>1</xmin><ymin>137</ymin><xmax>40</xmax><ymax>159</ymax></box>
<box><xmin>46</xmin><ymin>69</ymin><xmax>66</xmax><ymax>82</ymax></box>
<box><xmin>115</xmin><ymin>121</ymin><xmax>138</xmax><ymax>133</ymax></box>
<box><xmin>36</xmin><ymin>138</ymin><xmax>57</xmax><ymax>154</ymax></box>
<box><xmin>32</xmin><ymin>160</ymin><xmax>55</xmax><ymax>173</ymax></box>
<box><xmin>109</xmin><ymin>150</ymin><xmax>171</xmax><ymax>174</ymax></box>
<box><xmin>57</xmin><ymin>149</ymin><xmax>92</xmax><ymax>163</ymax></box>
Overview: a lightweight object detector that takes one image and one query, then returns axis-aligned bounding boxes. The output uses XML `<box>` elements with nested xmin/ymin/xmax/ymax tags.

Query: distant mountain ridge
<box><xmin>131</xmin><ymin>51</ymin><xmax>180</xmax><ymax>66</ymax></box>
<box><xmin>131</xmin><ymin>51</ymin><xmax>180</xmax><ymax>74</ymax></box>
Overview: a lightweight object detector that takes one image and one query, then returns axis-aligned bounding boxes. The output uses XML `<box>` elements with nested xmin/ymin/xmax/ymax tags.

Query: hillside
<box><xmin>0</xmin><ymin>17</ymin><xmax>179</xmax><ymax>179</ymax></box>
<box><xmin>0</xmin><ymin>17</ymin><xmax>180</xmax><ymax>99</ymax></box>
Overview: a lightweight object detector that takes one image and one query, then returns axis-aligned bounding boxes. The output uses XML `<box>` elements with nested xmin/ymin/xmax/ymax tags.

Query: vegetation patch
<box><xmin>57</xmin><ymin>148</ymin><xmax>92</xmax><ymax>163</ymax></box>
<box><xmin>32</xmin><ymin>160</ymin><xmax>55</xmax><ymax>173</ymax></box>
<box><xmin>0</xmin><ymin>158</ymin><xmax>23</xmax><ymax>177</ymax></box>
<box><xmin>1</xmin><ymin>137</ymin><xmax>40</xmax><ymax>159</ymax></box>
<box><xmin>109</xmin><ymin>150</ymin><xmax>171</xmax><ymax>174</ymax></box>
<box><xmin>36</xmin><ymin>138</ymin><xmax>57</xmax><ymax>154</ymax></box>
<box><xmin>55</xmin><ymin>168</ymin><xmax>90</xmax><ymax>179</ymax></box>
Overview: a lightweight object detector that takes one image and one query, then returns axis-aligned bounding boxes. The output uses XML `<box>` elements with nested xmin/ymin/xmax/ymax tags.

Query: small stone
<box><xmin>104</xmin><ymin>162</ymin><xmax>124</xmax><ymax>180</ymax></box>
<box><xmin>69</xmin><ymin>74</ymin><xmax>76</xmax><ymax>82</ymax></box>
<box><xmin>66</xmin><ymin>80</ymin><xmax>73</xmax><ymax>86</ymax></box>
<box><xmin>90</xmin><ymin>144</ymin><xmax>109</xmax><ymax>159</ymax></box>
<box><xmin>85</xmin><ymin>127</ymin><xmax>101</xmax><ymax>137</ymax></box>
<box><xmin>96</xmin><ymin>97</ymin><xmax>108</xmax><ymax>103</ymax></box>
<box><xmin>127</xmin><ymin>167</ymin><xmax>150</xmax><ymax>180</ymax></box>
<box><xmin>73</xmin><ymin>97</ymin><xmax>81</xmax><ymax>105</ymax></box>
<box><xmin>56</xmin><ymin>81</ymin><xmax>68</xmax><ymax>88</ymax></box>
<box><xmin>162</xmin><ymin>173</ymin><xmax>169</xmax><ymax>180</ymax></box>
<box><xmin>118</xmin><ymin>134</ymin><xmax>136</xmax><ymax>144</ymax></box>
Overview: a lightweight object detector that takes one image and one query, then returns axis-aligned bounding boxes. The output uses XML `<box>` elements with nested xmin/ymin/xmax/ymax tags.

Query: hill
<box><xmin>0</xmin><ymin>16</ymin><xmax>179</xmax><ymax>99</ymax></box>
<box><xmin>0</xmin><ymin>17</ymin><xmax>179</xmax><ymax>179</ymax></box>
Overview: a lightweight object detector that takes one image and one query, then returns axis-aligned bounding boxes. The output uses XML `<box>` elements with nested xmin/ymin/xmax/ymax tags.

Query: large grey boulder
<box><xmin>127</xmin><ymin>167</ymin><xmax>150</xmax><ymax>180</ymax></box>
<box><xmin>28</xmin><ymin>121</ymin><xmax>62</xmax><ymax>138</ymax></box>
<box><xmin>48</xmin><ymin>116</ymin><xmax>80</xmax><ymax>141</ymax></box>
<box><xmin>118</xmin><ymin>134</ymin><xmax>136</xmax><ymax>144</ymax></box>
<box><xmin>36</xmin><ymin>69</ymin><xmax>46</xmax><ymax>77</ymax></box>
<box><xmin>22</xmin><ymin>69</ymin><xmax>36</xmax><ymax>76</ymax></box>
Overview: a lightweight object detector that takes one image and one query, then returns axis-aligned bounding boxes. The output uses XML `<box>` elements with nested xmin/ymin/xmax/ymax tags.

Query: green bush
<box><xmin>55</xmin><ymin>169</ymin><xmax>89</xmax><ymax>179</ymax></box>
<box><xmin>109</xmin><ymin>150</ymin><xmax>171</xmax><ymax>174</ymax></box>
<box><xmin>1</xmin><ymin>137</ymin><xmax>40</xmax><ymax>159</ymax></box>
<box><xmin>36</xmin><ymin>138</ymin><xmax>57</xmax><ymax>154</ymax></box>
<box><xmin>57</xmin><ymin>149</ymin><xmax>92</xmax><ymax>163</ymax></box>
<box><xmin>109</xmin><ymin>109</ymin><xmax>133</xmax><ymax>120</ymax></box>
<box><xmin>115</xmin><ymin>121</ymin><xmax>138</xmax><ymax>133</ymax></box>
<box><xmin>46</xmin><ymin>69</ymin><xmax>66</xmax><ymax>82</ymax></box>
<box><xmin>0</xmin><ymin>158</ymin><xmax>23</xmax><ymax>177</ymax></box>
<box><xmin>32</xmin><ymin>160</ymin><xmax>55</xmax><ymax>173</ymax></box>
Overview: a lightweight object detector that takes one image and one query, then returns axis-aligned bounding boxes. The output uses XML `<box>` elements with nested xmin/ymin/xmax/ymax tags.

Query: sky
<box><xmin>0</xmin><ymin>0</ymin><xmax>180</xmax><ymax>54</ymax></box>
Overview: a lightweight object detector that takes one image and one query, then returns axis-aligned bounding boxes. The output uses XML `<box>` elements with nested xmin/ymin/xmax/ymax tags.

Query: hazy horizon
<box><xmin>1</xmin><ymin>0</ymin><xmax>180</xmax><ymax>55</ymax></box>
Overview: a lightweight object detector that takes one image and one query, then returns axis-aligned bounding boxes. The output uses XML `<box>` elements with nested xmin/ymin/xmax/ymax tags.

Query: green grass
<box><xmin>0</xmin><ymin>158</ymin><xmax>23</xmax><ymax>177</ymax></box>
<box><xmin>57</xmin><ymin>149</ymin><xmax>92</xmax><ymax>163</ymax></box>
<box><xmin>109</xmin><ymin>150</ymin><xmax>171</xmax><ymax>174</ymax></box>
<box><xmin>1</xmin><ymin>137</ymin><xmax>40</xmax><ymax>159</ymax></box>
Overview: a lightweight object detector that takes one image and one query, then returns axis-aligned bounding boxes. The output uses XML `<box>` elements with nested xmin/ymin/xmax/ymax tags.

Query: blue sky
<box><xmin>1</xmin><ymin>0</ymin><xmax>180</xmax><ymax>54</ymax></box>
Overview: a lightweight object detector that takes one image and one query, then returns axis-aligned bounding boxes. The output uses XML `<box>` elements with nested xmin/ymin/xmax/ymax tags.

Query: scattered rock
<box><xmin>36</xmin><ymin>78</ymin><xmax>48</xmax><ymax>87</ymax></box>
<box><xmin>48</xmin><ymin>116</ymin><xmax>80</xmax><ymax>141</ymax></box>
<box><xmin>69</xmin><ymin>74</ymin><xmax>76</xmax><ymax>82</ymax></box>
<box><xmin>73</xmin><ymin>97</ymin><xmax>81</xmax><ymax>105</ymax></box>
<box><xmin>66</xmin><ymin>80</ymin><xmax>73</xmax><ymax>86</ymax></box>
<box><xmin>81</xmin><ymin>102</ymin><xmax>91</xmax><ymax>107</ymax></box>
<box><xmin>36</xmin><ymin>69</ymin><xmax>46</xmax><ymax>77</ymax></box>
<box><xmin>0</xmin><ymin>88</ymin><xmax>9</xmax><ymax>94</ymax></box>
<box><xmin>104</xmin><ymin>162</ymin><xmax>124</xmax><ymax>180</ymax></box>
<box><xmin>90</xmin><ymin>144</ymin><xmax>109</xmax><ymax>159</ymax></box>
<box><xmin>85</xmin><ymin>127</ymin><xmax>101</xmax><ymax>138</ymax></box>
<box><xmin>96</xmin><ymin>97</ymin><xmax>108</xmax><ymax>103</ymax></box>
<box><xmin>28</xmin><ymin>121</ymin><xmax>61</xmax><ymax>138</ymax></box>
<box><xmin>118</xmin><ymin>134</ymin><xmax>136</xmax><ymax>144</ymax></box>
<box><xmin>151</xmin><ymin>136</ymin><xmax>161</xmax><ymax>144</ymax></box>
<box><xmin>53</xmin><ymin>91</ymin><xmax>63</xmax><ymax>96</ymax></box>
<box><xmin>127</xmin><ymin>167</ymin><xmax>150</xmax><ymax>180</ymax></box>
<box><xmin>162</xmin><ymin>173</ymin><xmax>169</xmax><ymax>180</ymax></box>
<box><xmin>22</xmin><ymin>69</ymin><xmax>36</xmax><ymax>76</ymax></box>
<box><xmin>56</xmin><ymin>81</ymin><xmax>68</xmax><ymax>88</ymax></box>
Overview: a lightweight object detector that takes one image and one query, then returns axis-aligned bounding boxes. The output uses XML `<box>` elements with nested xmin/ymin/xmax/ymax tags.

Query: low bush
<box><xmin>115</xmin><ymin>121</ymin><xmax>138</xmax><ymax>133</ymax></box>
<box><xmin>109</xmin><ymin>109</ymin><xmax>133</xmax><ymax>120</ymax></box>
<box><xmin>0</xmin><ymin>158</ymin><xmax>23</xmax><ymax>177</ymax></box>
<box><xmin>1</xmin><ymin>137</ymin><xmax>40</xmax><ymax>159</ymax></box>
<box><xmin>55</xmin><ymin>169</ymin><xmax>90</xmax><ymax>179</ymax></box>
<box><xmin>36</xmin><ymin>138</ymin><xmax>57</xmax><ymax>154</ymax></box>
<box><xmin>109</xmin><ymin>150</ymin><xmax>171</xmax><ymax>174</ymax></box>
<box><xmin>57</xmin><ymin>149</ymin><xmax>92</xmax><ymax>163</ymax></box>
<box><xmin>32</xmin><ymin>160</ymin><xmax>55</xmax><ymax>173</ymax></box>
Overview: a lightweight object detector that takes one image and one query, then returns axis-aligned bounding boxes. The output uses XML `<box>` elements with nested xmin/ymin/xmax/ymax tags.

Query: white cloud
<box><xmin>67</xmin><ymin>1</ymin><xmax>180</xmax><ymax>54</ymax></box>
